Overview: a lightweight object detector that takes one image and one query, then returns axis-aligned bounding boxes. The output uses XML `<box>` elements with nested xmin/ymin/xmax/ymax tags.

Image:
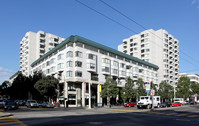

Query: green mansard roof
<box><xmin>31</xmin><ymin>35</ymin><xmax>159</xmax><ymax>70</ymax></box>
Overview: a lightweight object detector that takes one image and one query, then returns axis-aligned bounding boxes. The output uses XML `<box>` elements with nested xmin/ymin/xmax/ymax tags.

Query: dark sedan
<box><xmin>160</xmin><ymin>102</ymin><xmax>171</xmax><ymax>107</ymax></box>
<box><xmin>4</xmin><ymin>100</ymin><xmax>18</xmax><ymax>110</ymax></box>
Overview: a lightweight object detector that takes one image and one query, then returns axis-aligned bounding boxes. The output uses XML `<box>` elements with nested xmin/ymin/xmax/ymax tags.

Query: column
<box><xmin>88</xmin><ymin>82</ymin><xmax>91</xmax><ymax>109</ymax></box>
<box><xmin>97</xmin><ymin>84</ymin><xmax>102</xmax><ymax>104</ymax></box>
<box><xmin>64</xmin><ymin>82</ymin><xmax>68</xmax><ymax>108</ymax></box>
<box><xmin>82</xmin><ymin>82</ymin><xmax>85</xmax><ymax>107</ymax></box>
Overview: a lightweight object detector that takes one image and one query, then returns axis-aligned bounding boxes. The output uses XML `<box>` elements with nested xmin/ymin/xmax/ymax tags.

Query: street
<box><xmin>0</xmin><ymin>104</ymin><xmax>198</xmax><ymax>126</ymax></box>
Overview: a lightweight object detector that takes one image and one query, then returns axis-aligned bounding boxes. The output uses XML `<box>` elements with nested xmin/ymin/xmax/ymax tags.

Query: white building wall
<box><xmin>118</xmin><ymin>29</ymin><xmax>179</xmax><ymax>87</ymax></box>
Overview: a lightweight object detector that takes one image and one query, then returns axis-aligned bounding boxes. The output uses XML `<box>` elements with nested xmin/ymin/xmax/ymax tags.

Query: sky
<box><xmin>0</xmin><ymin>0</ymin><xmax>199</xmax><ymax>84</ymax></box>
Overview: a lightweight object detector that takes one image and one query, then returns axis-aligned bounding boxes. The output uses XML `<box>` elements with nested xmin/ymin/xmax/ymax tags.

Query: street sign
<box><xmin>150</xmin><ymin>90</ymin><xmax>155</xmax><ymax>96</ymax></box>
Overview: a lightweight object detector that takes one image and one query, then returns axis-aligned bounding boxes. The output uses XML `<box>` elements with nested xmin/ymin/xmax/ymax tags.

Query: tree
<box><xmin>0</xmin><ymin>81</ymin><xmax>11</xmax><ymax>97</ymax></box>
<box><xmin>190</xmin><ymin>82</ymin><xmax>199</xmax><ymax>95</ymax></box>
<box><xmin>10</xmin><ymin>73</ymin><xmax>29</xmax><ymax>99</ymax></box>
<box><xmin>34</xmin><ymin>75</ymin><xmax>58</xmax><ymax>102</ymax></box>
<box><xmin>100</xmin><ymin>77</ymin><xmax>119</xmax><ymax>107</ymax></box>
<box><xmin>176</xmin><ymin>76</ymin><xmax>191</xmax><ymax>100</ymax></box>
<box><xmin>136</xmin><ymin>78</ymin><xmax>147</xmax><ymax>99</ymax></box>
<box><xmin>158</xmin><ymin>81</ymin><xmax>174</xmax><ymax>101</ymax></box>
<box><xmin>28</xmin><ymin>71</ymin><xmax>43</xmax><ymax>100</ymax></box>
<box><xmin>120</xmin><ymin>77</ymin><xmax>136</xmax><ymax>103</ymax></box>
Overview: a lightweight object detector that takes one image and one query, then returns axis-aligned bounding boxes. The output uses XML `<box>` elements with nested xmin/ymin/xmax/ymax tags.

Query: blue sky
<box><xmin>0</xmin><ymin>0</ymin><xmax>199</xmax><ymax>84</ymax></box>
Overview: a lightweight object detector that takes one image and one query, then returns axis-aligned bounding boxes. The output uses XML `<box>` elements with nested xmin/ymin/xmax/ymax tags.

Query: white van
<box><xmin>137</xmin><ymin>96</ymin><xmax>161</xmax><ymax>109</ymax></box>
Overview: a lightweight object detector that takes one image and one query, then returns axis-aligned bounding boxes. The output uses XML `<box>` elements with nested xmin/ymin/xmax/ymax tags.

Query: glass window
<box><xmin>75</xmin><ymin>61</ymin><xmax>82</xmax><ymax>67</ymax></box>
<box><xmin>66</xmin><ymin>71</ymin><xmax>73</xmax><ymax>77</ymax></box>
<box><xmin>68</xmin><ymin>94</ymin><xmax>76</xmax><ymax>105</ymax></box>
<box><xmin>87</xmin><ymin>54</ymin><xmax>95</xmax><ymax>60</ymax></box>
<box><xmin>102</xmin><ymin>58</ymin><xmax>110</xmax><ymax>64</ymax></box>
<box><xmin>112</xmin><ymin>69</ymin><xmax>118</xmax><ymax>74</ymax></box>
<box><xmin>87</xmin><ymin>63</ymin><xmax>95</xmax><ymax>69</ymax></box>
<box><xmin>57</xmin><ymin>53</ymin><xmax>64</xmax><ymax>60</ymax></box>
<box><xmin>102</xmin><ymin>66</ymin><xmax>110</xmax><ymax>72</ymax></box>
<box><xmin>66</xmin><ymin>51</ymin><xmax>73</xmax><ymax>58</ymax></box>
<box><xmin>66</xmin><ymin>61</ymin><xmax>73</xmax><ymax>67</ymax></box>
<box><xmin>57</xmin><ymin>63</ymin><xmax>64</xmax><ymax>70</ymax></box>
<box><xmin>46</xmin><ymin>61</ymin><xmax>50</xmax><ymax>66</ymax></box>
<box><xmin>75</xmin><ymin>71</ymin><xmax>82</xmax><ymax>77</ymax></box>
<box><xmin>120</xmin><ymin>63</ymin><xmax>125</xmax><ymax>68</ymax></box>
<box><xmin>75</xmin><ymin>51</ymin><xmax>82</xmax><ymax>58</ymax></box>
<box><xmin>112</xmin><ymin>61</ymin><xmax>119</xmax><ymax>67</ymax></box>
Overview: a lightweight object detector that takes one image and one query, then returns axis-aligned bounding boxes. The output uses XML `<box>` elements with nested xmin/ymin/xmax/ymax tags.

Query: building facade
<box><xmin>179</xmin><ymin>73</ymin><xmax>199</xmax><ymax>83</ymax></box>
<box><xmin>31</xmin><ymin>35</ymin><xmax>158</xmax><ymax>108</ymax></box>
<box><xmin>19</xmin><ymin>31</ymin><xmax>65</xmax><ymax>75</ymax></box>
<box><xmin>118</xmin><ymin>29</ymin><xmax>179</xmax><ymax>87</ymax></box>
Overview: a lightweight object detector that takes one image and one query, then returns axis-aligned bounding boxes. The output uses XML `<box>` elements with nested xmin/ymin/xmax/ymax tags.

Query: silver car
<box><xmin>26</xmin><ymin>100</ymin><xmax>39</xmax><ymax>108</ymax></box>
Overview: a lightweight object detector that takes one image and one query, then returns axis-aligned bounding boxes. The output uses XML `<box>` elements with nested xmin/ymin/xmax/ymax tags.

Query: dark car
<box><xmin>4</xmin><ymin>100</ymin><xmax>18</xmax><ymax>110</ymax></box>
<box><xmin>160</xmin><ymin>102</ymin><xmax>171</xmax><ymax>108</ymax></box>
<box><xmin>41</xmin><ymin>102</ymin><xmax>54</xmax><ymax>108</ymax></box>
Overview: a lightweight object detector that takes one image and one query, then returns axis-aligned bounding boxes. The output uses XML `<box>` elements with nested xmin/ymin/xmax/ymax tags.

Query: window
<box><xmin>109</xmin><ymin>53</ymin><xmax>116</xmax><ymax>58</ymax></box>
<box><xmin>121</xmin><ymin>71</ymin><xmax>126</xmax><ymax>76</ymax></box>
<box><xmin>50</xmin><ymin>66</ymin><xmax>55</xmax><ymax>73</ymax></box>
<box><xmin>67</xmin><ymin>42</ymin><xmax>73</xmax><ymax>47</ymax></box>
<box><xmin>87</xmin><ymin>63</ymin><xmax>95</xmax><ymax>69</ymax></box>
<box><xmin>146</xmin><ymin>49</ymin><xmax>150</xmax><ymax>52</ymax></box>
<box><xmin>57</xmin><ymin>63</ymin><xmax>64</xmax><ymax>70</ymax></box>
<box><xmin>141</xmin><ymin>34</ymin><xmax>144</xmax><ymax>38</ymax></box>
<box><xmin>141</xmin><ymin>39</ymin><xmax>144</xmax><ymax>43</ymax></box>
<box><xmin>120</xmin><ymin>63</ymin><xmax>125</xmax><ymax>68</ymax></box>
<box><xmin>75</xmin><ymin>51</ymin><xmax>82</xmax><ymax>58</ymax></box>
<box><xmin>112</xmin><ymin>69</ymin><xmax>118</xmax><ymax>74</ymax></box>
<box><xmin>54</xmin><ymin>38</ymin><xmax>59</xmax><ymax>42</ymax></box>
<box><xmin>112</xmin><ymin>61</ymin><xmax>119</xmax><ymax>67</ymax></box>
<box><xmin>46</xmin><ymin>61</ymin><xmax>50</xmax><ymax>66</ymax></box>
<box><xmin>130</xmin><ymin>39</ymin><xmax>133</xmax><ymax>42</ymax></box>
<box><xmin>75</xmin><ymin>71</ymin><xmax>82</xmax><ymax>77</ymax></box>
<box><xmin>57</xmin><ymin>54</ymin><xmax>64</xmax><ymax>60</ymax></box>
<box><xmin>66</xmin><ymin>71</ymin><xmax>73</xmax><ymax>77</ymax></box>
<box><xmin>66</xmin><ymin>51</ymin><xmax>73</xmax><ymax>58</ymax></box>
<box><xmin>68</xmin><ymin>83</ymin><xmax>76</xmax><ymax>91</ymax></box>
<box><xmin>50</xmin><ymin>58</ymin><xmax>55</xmax><ymax>64</ymax></box>
<box><xmin>102</xmin><ymin>58</ymin><xmax>110</xmax><ymax>64</ymax></box>
<box><xmin>87</xmin><ymin>54</ymin><xmax>95</xmax><ymax>60</ymax></box>
<box><xmin>66</xmin><ymin>61</ymin><xmax>73</xmax><ymax>67</ymax></box>
<box><xmin>68</xmin><ymin>94</ymin><xmax>76</xmax><ymax>105</ymax></box>
<box><xmin>102</xmin><ymin>66</ymin><xmax>110</xmax><ymax>72</ymax></box>
<box><xmin>76</xmin><ymin>42</ymin><xmax>83</xmax><ymax>47</ymax></box>
<box><xmin>75</xmin><ymin>61</ymin><xmax>82</xmax><ymax>67</ymax></box>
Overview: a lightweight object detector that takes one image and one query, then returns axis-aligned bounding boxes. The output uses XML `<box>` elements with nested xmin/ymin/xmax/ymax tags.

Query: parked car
<box><xmin>0</xmin><ymin>99</ymin><xmax>5</xmax><ymax>109</ymax></box>
<box><xmin>4</xmin><ymin>100</ymin><xmax>18</xmax><ymax>110</ymax></box>
<box><xmin>160</xmin><ymin>102</ymin><xmax>171</xmax><ymax>107</ymax></box>
<box><xmin>189</xmin><ymin>101</ymin><xmax>197</xmax><ymax>105</ymax></box>
<box><xmin>172</xmin><ymin>102</ymin><xmax>181</xmax><ymax>107</ymax></box>
<box><xmin>41</xmin><ymin>102</ymin><xmax>54</xmax><ymax>108</ymax></box>
<box><xmin>124</xmin><ymin>102</ymin><xmax>136</xmax><ymax>107</ymax></box>
<box><xmin>26</xmin><ymin>100</ymin><xmax>39</xmax><ymax>108</ymax></box>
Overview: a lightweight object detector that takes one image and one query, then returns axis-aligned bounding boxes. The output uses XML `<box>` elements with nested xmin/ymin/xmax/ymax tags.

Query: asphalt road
<box><xmin>4</xmin><ymin>105</ymin><xmax>199</xmax><ymax>126</ymax></box>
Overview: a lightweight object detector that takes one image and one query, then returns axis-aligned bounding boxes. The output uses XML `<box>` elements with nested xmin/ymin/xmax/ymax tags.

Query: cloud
<box><xmin>192</xmin><ymin>0</ymin><xmax>199</xmax><ymax>5</ymax></box>
<box><xmin>0</xmin><ymin>67</ymin><xmax>15</xmax><ymax>85</ymax></box>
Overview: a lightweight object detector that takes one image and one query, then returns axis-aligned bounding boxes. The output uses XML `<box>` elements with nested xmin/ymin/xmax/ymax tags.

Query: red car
<box><xmin>172</xmin><ymin>102</ymin><xmax>182</xmax><ymax>107</ymax></box>
<box><xmin>124</xmin><ymin>102</ymin><xmax>136</xmax><ymax>107</ymax></box>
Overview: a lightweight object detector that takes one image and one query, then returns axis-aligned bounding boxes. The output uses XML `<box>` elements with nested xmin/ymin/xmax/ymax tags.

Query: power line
<box><xmin>75</xmin><ymin>0</ymin><xmax>138</xmax><ymax>34</ymax></box>
<box><xmin>99</xmin><ymin>0</ymin><xmax>199</xmax><ymax>67</ymax></box>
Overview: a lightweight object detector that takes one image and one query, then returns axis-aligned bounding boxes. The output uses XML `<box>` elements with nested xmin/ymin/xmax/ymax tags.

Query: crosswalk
<box><xmin>0</xmin><ymin>111</ymin><xmax>27</xmax><ymax>126</ymax></box>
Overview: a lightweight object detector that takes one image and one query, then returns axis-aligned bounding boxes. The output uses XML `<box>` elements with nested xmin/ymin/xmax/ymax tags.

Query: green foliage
<box><xmin>158</xmin><ymin>81</ymin><xmax>174</xmax><ymax>101</ymax></box>
<box><xmin>0</xmin><ymin>81</ymin><xmax>11</xmax><ymax>97</ymax></box>
<box><xmin>101</xmin><ymin>77</ymin><xmax>119</xmax><ymax>98</ymax></box>
<box><xmin>176</xmin><ymin>76</ymin><xmax>191</xmax><ymax>100</ymax></box>
<box><xmin>120</xmin><ymin>77</ymin><xmax>136</xmax><ymax>102</ymax></box>
<box><xmin>136</xmin><ymin>78</ymin><xmax>147</xmax><ymax>98</ymax></box>
<box><xmin>34</xmin><ymin>75</ymin><xmax>58</xmax><ymax>100</ymax></box>
<box><xmin>190</xmin><ymin>82</ymin><xmax>199</xmax><ymax>95</ymax></box>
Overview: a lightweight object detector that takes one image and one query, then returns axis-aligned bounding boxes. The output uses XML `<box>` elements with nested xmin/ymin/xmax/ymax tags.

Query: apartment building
<box><xmin>118</xmin><ymin>29</ymin><xmax>179</xmax><ymax>87</ymax></box>
<box><xmin>179</xmin><ymin>73</ymin><xmax>199</xmax><ymax>83</ymax></box>
<box><xmin>31</xmin><ymin>35</ymin><xmax>159</xmax><ymax>108</ymax></box>
<box><xmin>19</xmin><ymin>31</ymin><xmax>65</xmax><ymax>75</ymax></box>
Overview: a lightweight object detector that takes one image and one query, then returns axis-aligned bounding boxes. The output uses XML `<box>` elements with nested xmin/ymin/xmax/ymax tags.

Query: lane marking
<box><xmin>187</xmin><ymin>115</ymin><xmax>199</xmax><ymax>118</ymax></box>
<box><xmin>175</xmin><ymin>114</ymin><xmax>187</xmax><ymax>116</ymax></box>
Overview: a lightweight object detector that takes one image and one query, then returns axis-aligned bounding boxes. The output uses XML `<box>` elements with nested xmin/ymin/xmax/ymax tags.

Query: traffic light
<box><xmin>150</xmin><ymin>81</ymin><xmax>153</xmax><ymax>89</ymax></box>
